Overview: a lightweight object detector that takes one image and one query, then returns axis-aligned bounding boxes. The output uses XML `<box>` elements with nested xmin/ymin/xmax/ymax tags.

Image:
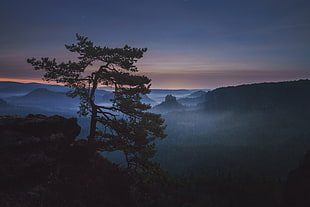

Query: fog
<box><xmin>1</xmin><ymin>81</ymin><xmax>310</xmax><ymax>178</ymax></box>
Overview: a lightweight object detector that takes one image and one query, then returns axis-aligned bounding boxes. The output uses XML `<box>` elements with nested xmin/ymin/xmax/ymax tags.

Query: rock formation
<box><xmin>0</xmin><ymin>114</ymin><xmax>133</xmax><ymax>207</ymax></box>
<box><xmin>152</xmin><ymin>95</ymin><xmax>184</xmax><ymax>113</ymax></box>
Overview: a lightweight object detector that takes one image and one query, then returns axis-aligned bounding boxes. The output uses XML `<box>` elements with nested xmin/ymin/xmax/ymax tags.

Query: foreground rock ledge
<box><xmin>0</xmin><ymin>114</ymin><xmax>81</xmax><ymax>145</ymax></box>
<box><xmin>0</xmin><ymin>114</ymin><xmax>133</xmax><ymax>207</ymax></box>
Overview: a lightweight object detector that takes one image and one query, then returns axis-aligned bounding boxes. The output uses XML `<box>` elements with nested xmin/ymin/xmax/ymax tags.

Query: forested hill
<box><xmin>203</xmin><ymin>79</ymin><xmax>310</xmax><ymax>112</ymax></box>
<box><xmin>160</xmin><ymin>79</ymin><xmax>310</xmax><ymax>178</ymax></box>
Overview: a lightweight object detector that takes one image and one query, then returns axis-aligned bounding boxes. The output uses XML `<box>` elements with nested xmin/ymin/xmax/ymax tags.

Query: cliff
<box><xmin>0</xmin><ymin>114</ymin><xmax>133</xmax><ymax>207</ymax></box>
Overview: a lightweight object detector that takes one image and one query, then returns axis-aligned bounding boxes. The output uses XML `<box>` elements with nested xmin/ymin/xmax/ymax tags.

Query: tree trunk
<box><xmin>88</xmin><ymin>75</ymin><xmax>99</xmax><ymax>142</ymax></box>
<box><xmin>88</xmin><ymin>105</ymin><xmax>97</xmax><ymax>142</ymax></box>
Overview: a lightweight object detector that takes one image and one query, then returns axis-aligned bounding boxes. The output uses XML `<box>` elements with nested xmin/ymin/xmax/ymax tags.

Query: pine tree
<box><xmin>27</xmin><ymin>34</ymin><xmax>166</xmax><ymax>173</ymax></box>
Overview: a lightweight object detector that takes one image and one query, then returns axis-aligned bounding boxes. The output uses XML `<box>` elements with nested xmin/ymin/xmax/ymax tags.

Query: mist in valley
<box><xmin>1</xmin><ymin>80</ymin><xmax>310</xmax><ymax>179</ymax></box>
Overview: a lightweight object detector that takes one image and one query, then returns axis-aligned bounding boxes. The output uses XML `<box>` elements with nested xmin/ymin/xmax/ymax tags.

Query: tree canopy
<box><xmin>27</xmin><ymin>34</ymin><xmax>166</xmax><ymax>173</ymax></box>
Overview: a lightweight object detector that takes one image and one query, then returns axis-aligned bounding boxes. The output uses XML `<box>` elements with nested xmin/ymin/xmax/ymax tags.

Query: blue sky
<box><xmin>0</xmin><ymin>0</ymin><xmax>309</xmax><ymax>88</ymax></box>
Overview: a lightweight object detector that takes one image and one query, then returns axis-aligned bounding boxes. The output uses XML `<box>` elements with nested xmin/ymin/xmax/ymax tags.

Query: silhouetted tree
<box><xmin>27</xmin><ymin>34</ymin><xmax>166</xmax><ymax>173</ymax></box>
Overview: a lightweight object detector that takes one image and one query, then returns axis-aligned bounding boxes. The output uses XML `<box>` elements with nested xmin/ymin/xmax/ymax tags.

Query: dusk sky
<box><xmin>0</xmin><ymin>0</ymin><xmax>309</xmax><ymax>89</ymax></box>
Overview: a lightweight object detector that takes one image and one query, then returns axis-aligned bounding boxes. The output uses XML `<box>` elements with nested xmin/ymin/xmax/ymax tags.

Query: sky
<box><xmin>0</xmin><ymin>0</ymin><xmax>309</xmax><ymax>89</ymax></box>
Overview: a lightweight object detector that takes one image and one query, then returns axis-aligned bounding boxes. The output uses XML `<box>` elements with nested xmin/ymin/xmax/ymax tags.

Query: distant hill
<box><xmin>0</xmin><ymin>81</ymin><xmax>69</xmax><ymax>97</ymax></box>
<box><xmin>7</xmin><ymin>88</ymin><xmax>79</xmax><ymax>111</ymax></box>
<box><xmin>8</xmin><ymin>88</ymin><xmax>71</xmax><ymax>102</ymax></box>
<box><xmin>178</xmin><ymin>90</ymin><xmax>207</xmax><ymax>106</ymax></box>
<box><xmin>203</xmin><ymin>79</ymin><xmax>310</xmax><ymax>113</ymax></box>
<box><xmin>0</xmin><ymin>82</ymin><xmax>201</xmax><ymax>106</ymax></box>
<box><xmin>160</xmin><ymin>80</ymin><xmax>310</xmax><ymax>177</ymax></box>
<box><xmin>151</xmin><ymin>89</ymin><xmax>190</xmax><ymax>94</ymax></box>
<box><xmin>100</xmin><ymin>91</ymin><xmax>156</xmax><ymax>105</ymax></box>
<box><xmin>0</xmin><ymin>99</ymin><xmax>10</xmax><ymax>108</ymax></box>
<box><xmin>186</xmin><ymin>90</ymin><xmax>208</xmax><ymax>98</ymax></box>
<box><xmin>0</xmin><ymin>81</ymin><xmax>40</xmax><ymax>93</ymax></box>
<box><xmin>152</xmin><ymin>95</ymin><xmax>185</xmax><ymax>113</ymax></box>
<box><xmin>140</xmin><ymin>94</ymin><xmax>157</xmax><ymax>105</ymax></box>
<box><xmin>0</xmin><ymin>98</ymin><xmax>7</xmax><ymax>105</ymax></box>
<box><xmin>149</xmin><ymin>89</ymin><xmax>198</xmax><ymax>103</ymax></box>
<box><xmin>0</xmin><ymin>98</ymin><xmax>65</xmax><ymax>116</ymax></box>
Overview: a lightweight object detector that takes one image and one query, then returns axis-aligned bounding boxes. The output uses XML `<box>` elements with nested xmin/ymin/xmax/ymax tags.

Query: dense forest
<box><xmin>158</xmin><ymin>80</ymin><xmax>310</xmax><ymax>177</ymax></box>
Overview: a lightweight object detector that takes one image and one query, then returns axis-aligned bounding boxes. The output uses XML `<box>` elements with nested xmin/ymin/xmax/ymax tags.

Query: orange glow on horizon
<box><xmin>0</xmin><ymin>78</ymin><xmax>184</xmax><ymax>89</ymax></box>
<box><xmin>0</xmin><ymin>78</ymin><xmax>49</xmax><ymax>84</ymax></box>
<box><xmin>0</xmin><ymin>77</ymin><xmax>197</xmax><ymax>89</ymax></box>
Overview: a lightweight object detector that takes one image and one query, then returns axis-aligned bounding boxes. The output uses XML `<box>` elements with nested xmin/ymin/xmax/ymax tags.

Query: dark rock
<box><xmin>0</xmin><ymin>114</ymin><xmax>80</xmax><ymax>192</ymax></box>
<box><xmin>152</xmin><ymin>95</ymin><xmax>185</xmax><ymax>113</ymax></box>
<box><xmin>0</xmin><ymin>114</ymin><xmax>134</xmax><ymax>207</ymax></box>
<box><xmin>165</xmin><ymin>94</ymin><xmax>177</xmax><ymax>102</ymax></box>
<box><xmin>0</xmin><ymin>114</ymin><xmax>80</xmax><ymax>146</ymax></box>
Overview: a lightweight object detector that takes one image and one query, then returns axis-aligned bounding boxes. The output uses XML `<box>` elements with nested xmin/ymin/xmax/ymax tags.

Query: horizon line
<box><xmin>0</xmin><ymin>78</ymin><xmax>211</xmax><ymax>90</ymax></box>
<box><xmin>1</xmin><ymin>78</ymin><xmax>308</xmax><ymax>90</ymax></box>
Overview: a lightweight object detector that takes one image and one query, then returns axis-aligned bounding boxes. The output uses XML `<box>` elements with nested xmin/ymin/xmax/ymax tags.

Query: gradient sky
<box><xmin>0</xmin><ymin>0</ymin><xmax>309</xmax><ymax>89</ymax></box>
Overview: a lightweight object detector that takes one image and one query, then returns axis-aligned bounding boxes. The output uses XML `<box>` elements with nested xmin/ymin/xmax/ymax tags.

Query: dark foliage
<box><xmin>149</xmin><ymin>174</ymin><xmax>283</xmax><ymax>207</ymax></box>
<box><xmin>203</xmin><ymin>79</ymin><xmax>310</xmax><ymax>112</ymax></box>
<box><xmin>156</xmin><ymin>80</ymin><xmax>310</xmax><ymax>177</ymax></box>
<box><xmin>284</xmin><ymin>150</ymin><xmax>310</xmax><ymax>207</ymax></box>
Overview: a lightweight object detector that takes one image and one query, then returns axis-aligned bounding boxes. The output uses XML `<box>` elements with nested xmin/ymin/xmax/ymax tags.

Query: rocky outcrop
<box><xmin>0</xmin><ymin>114</ymin><xmax>80</xmax><ymax>146</ymax></box>
<box><xmin>0</xmin><ymin>114</ymin><xmax>133</xmax><ymax>207</ymax></box>
<box><xmin>284</xmin><ymin>150</ymin><xmax>310</xmax><ymax>207</ymax></box>
<box><xmin>152</xmin><ymin>95</ymin><xmax>185</xmax><ymax>113</ymax></box>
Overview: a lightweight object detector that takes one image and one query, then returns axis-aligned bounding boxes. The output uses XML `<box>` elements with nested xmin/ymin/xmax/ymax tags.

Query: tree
<box><xmin>27</xmin><ymin>34</ymin><xmax>166</xmax><ymax>173</ymax></box>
